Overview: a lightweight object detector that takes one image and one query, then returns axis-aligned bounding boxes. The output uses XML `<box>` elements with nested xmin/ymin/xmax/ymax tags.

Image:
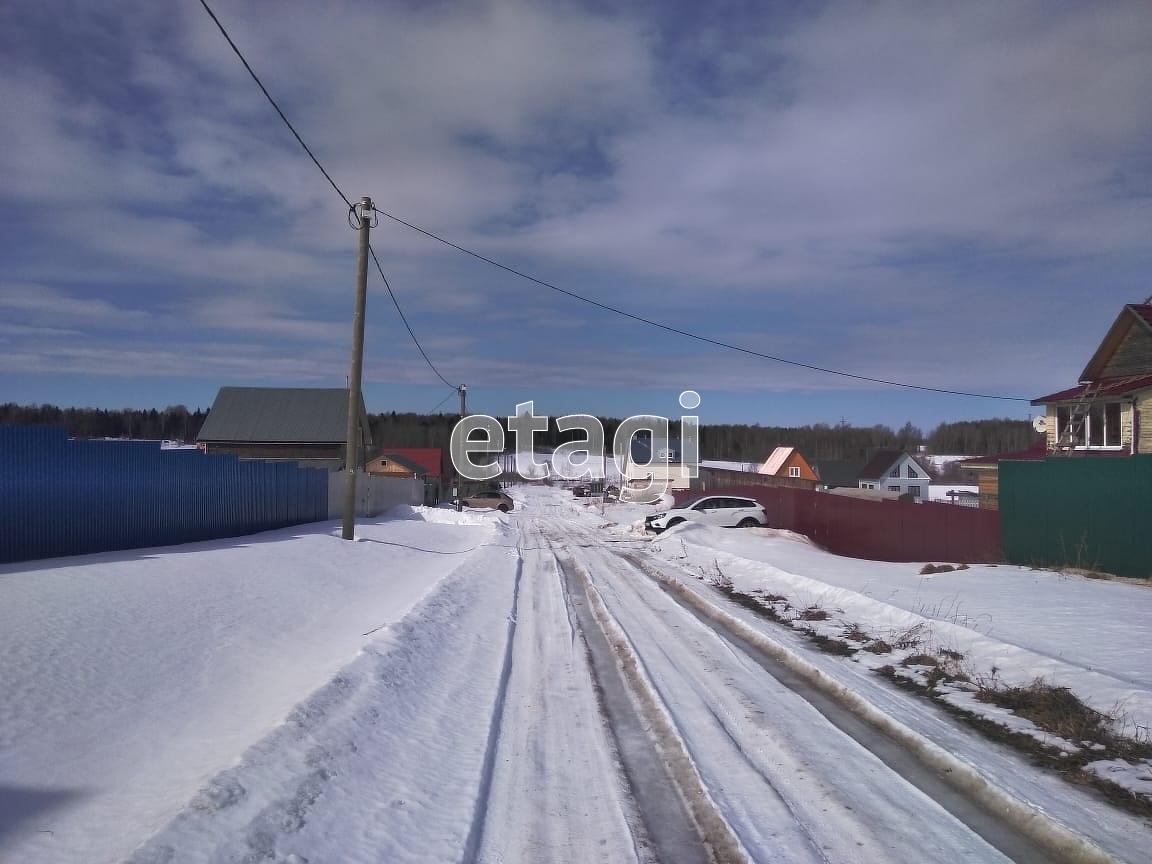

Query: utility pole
<box><xmin>456</xmin><ymin>384</ymin><xmax>467</xmax><ymax>512</ymax></box>
<box><xmin>342</xmin><ymin>196</ymin><xmax>373</xmax><ymax>541</ymax></box>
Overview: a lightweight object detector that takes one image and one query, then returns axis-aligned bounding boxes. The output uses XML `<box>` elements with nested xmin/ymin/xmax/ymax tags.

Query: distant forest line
<box><xmin>2</xmin><ymin>402</ymin><xmax>1039</xmax><ymax>461</ymax></box>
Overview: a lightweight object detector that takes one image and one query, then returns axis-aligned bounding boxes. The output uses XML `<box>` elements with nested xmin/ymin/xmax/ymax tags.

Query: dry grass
<box><xmin>877</xmin><ymin>667</ymin><xmax>1152</xmax><ymax>817</ymax></box>
<box><xmin>919</xmin><ymin>563</ymin><xmax>956</xmax><ymax>575</ymax></box>
<box><xmin>797</xmin><ymin>605</ymin><xmax>830</xmax><ymax>621</ymax></box>
<box><xmin>891</xmin><ymin>623</ymin><xmax>928</xmax><ymax>650</ymax></box>
<box><xmin>806</xmin><ymin>632</ymin><xmax>857</xmax><ymax>656</ymax></box>
<box><xmin>900</xmin><ymin>653</ymin><xmax>940</xmax><ymax>667</ymax></box>
<box><xmin>976</xmin><ymin>679</ymin><xmax>1109</xmax><ymax>745</ymax></box>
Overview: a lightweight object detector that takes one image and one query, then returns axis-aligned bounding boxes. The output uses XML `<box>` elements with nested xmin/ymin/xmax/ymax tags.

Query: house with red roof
<box><xmin>366</xmin><ymin>447</ymin><xmax>451</xmax><ymax>505</ymax></box>
<box><xmin>758</xmin><ymin>446</ymin><xmax>818</xmax><ymax>483</ymax></box>
<box><xmin>1031</xmin><ymin>302</ymin><xmax>1152</xmax><ymax>455</ymax></box>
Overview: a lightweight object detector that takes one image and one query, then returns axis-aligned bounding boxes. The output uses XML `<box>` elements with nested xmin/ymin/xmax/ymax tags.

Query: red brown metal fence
<box><xmin>674</xmin><ymin>485</ymin><xmax>1002</xmax><ymax>564</ymax></box>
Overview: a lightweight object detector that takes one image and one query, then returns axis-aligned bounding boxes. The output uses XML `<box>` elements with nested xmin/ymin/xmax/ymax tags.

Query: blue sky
<box><xmin>2</xmin><ymin>1</ymin><xmax>1150</xmax><ymax>432</ymax></box>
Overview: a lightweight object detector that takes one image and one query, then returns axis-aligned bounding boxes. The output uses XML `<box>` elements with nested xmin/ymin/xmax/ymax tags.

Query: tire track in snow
<box><xmin>470</xmin><ymin>520</ymin><xmax>647</xmax><ymax>864</ymax></box>
<box><xmin>553</xmin><ymin>549</ymin><xmax>745</xmax><ymax>864</ymax></box>
<box><xmin>547</xmin><ymin>517</ymin><xmax>1031</xmax><ymax>863</ymax></box>
<box><xmin>627</xmin><ymin>550</ymin><xmax>1120</xmax><ymax>864</ymax></box>
<box><xmin>460</xmin><ymin>533</ymin><xmax>525</xmax><ymax>864</ymax></box>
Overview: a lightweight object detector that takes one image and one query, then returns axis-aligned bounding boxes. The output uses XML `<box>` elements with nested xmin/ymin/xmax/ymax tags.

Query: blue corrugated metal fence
<box><xmin>0</xmin><ymin>426</ymin><xmax>329</xmax><ymax>564</ymax></box>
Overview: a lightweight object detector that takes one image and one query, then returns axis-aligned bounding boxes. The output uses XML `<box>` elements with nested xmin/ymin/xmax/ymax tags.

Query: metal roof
<box><xmin>760</xmin><ymin>446</ymin><xmax>796</xmax><ymax>476</ymax></box>
<box><xmin>857</xmin><ymin>449</ymin><xmax>928</xmax><ymax>481</ymax></box>
<box><xmin>1031</xmin><ymin>374</ymin><xmax>1152</xmax><ymax>404</ymax></box>
<box><xmin>370</xmin><ymin>452</ymin><xmax>429</xmax><ymax>475</ymax></box>
<box><xmin>376</xmin><ymin>447</ymin><xmax>445</xmax><ymax>477</ymax></box>
<box><xmin>197</xmin><ymin>387</ymin><xmax>371</xmax><ymax>445</ymax></box>
<box><xmin>810</xmin><ymin>460</ymin><xmax>864</xmax><ymax>488</ymax></box>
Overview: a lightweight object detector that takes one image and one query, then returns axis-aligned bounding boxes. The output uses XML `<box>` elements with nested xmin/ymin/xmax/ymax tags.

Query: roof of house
<box><xmin>759</xmin><ymin>446</ymin><xmax>796</xmax><ymax>476</ymax></box>
<box><xmin>810</xmin><ymin>460</ymin><xmax>863</xmax><ymax>488</ymax></box>
<box><xmin>857</xmin><ymin>449</ymin><xmax>924</xmax><ymax>481</ymax></box>
<box><xmin>628</xmin><ymin>436</ymin><xmax>682</xmax><ymax>463</ymax></box>
<box><xmin>1079</xmin><ymin>303</ymin><xmax>1152</xmax><ymax>381</ymax></box>
<box><xmin>371</xmin><ymin>452</ymin><xmax>429</xmax><ymax>475</ymax></box>
<box><xmin>197</xmin><ymin>387</ymin><xmax>371</xmax><ymax>445</ymax></box>
<box><xmin>957</xmin><ymin>439</ymin><xmax>1048</xmax><ymax>469</ymax></box>
<box><xmin>377</xmin><ymin>447</ymin><xmax>445</xmax><ymax>477</ymax></box>
<box><xmin>1031</xmin><ymin>374</ymin><xmax>1152</xmax><ymax>404</ymax></box>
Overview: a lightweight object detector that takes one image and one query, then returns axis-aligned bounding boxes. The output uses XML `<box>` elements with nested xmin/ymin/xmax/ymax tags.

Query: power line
<box><xmin>197</xmin><ymin>0</ymin><xmax>350</xmax><ymax>209</ymax></box>
<box><xmin>197</xmin><ymin>0</ymin><xmax>459</xmax><ymax>390</ymax></box>
<box><xmin>373</xmin><ymin>207</ymin><xmax>1030</xmax><ymax>402</ymax></box>
<box><xmin>428</xmin><ymin>390</ymin><xmax>457</xmax><ymax>414</ymax></box>
<box><xmin>369</xmin><ymin>245</ymin><xmax>458</xmax><ymax>389</ymax></box>
<box><xmin>199</xmin><ymin>0</ymin><xmax>1022</xmax><ymax>403</ymax></box>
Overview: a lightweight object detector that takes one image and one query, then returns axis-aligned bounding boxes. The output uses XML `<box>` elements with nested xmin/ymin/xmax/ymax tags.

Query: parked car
<box><xmin>644</xmin><ymin>495</ymin><xmax>767</xmax><ymax>533</ymax></box>
<box><xmin>573</xmin><ymin>482</ymin><xmax>604</xmax><ymax>498</ymax></box>
<box><xmin>458</xmin><ymin>490</ymin><xmax>514</xmax><ymax>512</ymax></box>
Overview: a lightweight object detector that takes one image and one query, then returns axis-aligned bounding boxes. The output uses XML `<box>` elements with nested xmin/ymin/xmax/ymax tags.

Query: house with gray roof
<box><xmin>197</xmin><ymin>386</ymin><xmax>372</xmax><ymax>469</ymax></box>
<box><xmin>857</xmin><ymin>449</ymin><xmax>930</xmax><ymax>500</ymax></box>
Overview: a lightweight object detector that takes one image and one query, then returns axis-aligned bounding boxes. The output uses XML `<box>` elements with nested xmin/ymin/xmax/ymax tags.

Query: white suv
<box><xmin>645</xmin><ymin>495</ymin><xmax>768</xmax><ymax>533</ymax></box>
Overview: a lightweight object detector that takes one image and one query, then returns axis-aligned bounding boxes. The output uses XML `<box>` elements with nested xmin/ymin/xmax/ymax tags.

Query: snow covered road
<box><xmin>3</xmin><ymin>486</ymin><xmax>1149</xmax><ymax>863</ymax></box>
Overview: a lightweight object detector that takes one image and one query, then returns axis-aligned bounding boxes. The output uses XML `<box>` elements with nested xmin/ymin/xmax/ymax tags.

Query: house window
<box><xmin>789</xmin><ymin>466</ymin><xmax>800</xmax><ymax>477</ymax></box>
<box><xmin>905</xmin><ymin>466</ymin><xmax>918</xmax><ymax>478</ymax></box>
<box><xmin>887</xmin><ymin>485</ymin><xmax>900</xmax><ymax>492</ymax></box>
<box><xmin>907</xmin><ymin>485</ymin><xmax>921</xmax><ymax>498</ymax></box>
<box><xmin>889</xmin><ymin>467</ymin><xmax>900</xmax><ymax>478</ymax></box>
<box><xmin>1057</xmin><ymin>402</ymin><xmax>1122</xmax><ymax>448</ymax></box>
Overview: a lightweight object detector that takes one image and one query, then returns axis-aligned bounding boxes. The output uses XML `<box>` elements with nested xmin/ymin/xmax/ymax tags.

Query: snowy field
<box><xmin>1</xmin><ymin>486</ymin><xmax>1150</xmax><ymax>863</ymax></box>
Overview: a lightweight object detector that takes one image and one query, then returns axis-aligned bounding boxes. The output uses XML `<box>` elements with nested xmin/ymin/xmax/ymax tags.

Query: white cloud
<box><xmin>1</xmin><ymin>0</ymin><xmax>1148</xmax><ymax>414</ymax></box>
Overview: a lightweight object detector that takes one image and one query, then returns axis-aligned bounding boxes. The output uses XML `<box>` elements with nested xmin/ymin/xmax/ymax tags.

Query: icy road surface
<box><xmin>3</xmin><ymin>486</ymin><xmax>1149</xmax><ymax>863</ymax></box>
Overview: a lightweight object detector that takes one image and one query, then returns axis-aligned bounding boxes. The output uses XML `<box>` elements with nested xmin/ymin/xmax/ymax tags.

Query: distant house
<box><xmin>958</xmin><ymin>440</ymin><xmax>1048</xmax><ymax>510</ymax></box>
<box><xmin>810</xmin><ymin>459</ymin><xmax>863</xmax><ymax>490</ymax></box>
<box><xmin>857</xmin><ymin>450</ymin><xmax>930</xmax><ymax>500</ymax></box>
<box><xmin>196</xmin><ymin>386</ymin><xmax>371</xmax><ymax>469</ymax></box>
<box><xmin>1031</xmin><ymin>302</ymin><xmax>1152</xmax><ymax>455</ymax></box>
<box><xmin>366</xmin><ymin>452</ymin><xmax>429</xmax><ymax>478</ymax></box>
<box><xmin>620</xmin><ymin>436</ymin><xmax>692</xmax><ymax>503</ymax></box>
<box><xmin>693</xmin><ymin>447</ymin><xmax>819</xmax><ymax>492</ymax></box>
<box><xmin>367</xmin><ymin>448</ymin><xmax>449</xmax><ymax>505</ymax></box>
<box><xmin>758</xmin><ymin>446</ymin><xmax>818</xmax><ymax>482</ymax></box>
<box><xmin>369</xmin><ymin>447</ymin><xmax>450</xmax><ymax>481</ymax></box>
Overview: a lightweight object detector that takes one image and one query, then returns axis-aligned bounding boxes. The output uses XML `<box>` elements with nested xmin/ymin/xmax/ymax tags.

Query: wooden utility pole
<box><xmin>342</xmin><ymin>196</ymin><xmax>373</xmax><ymax>540</ymax></box>
<box><xmin>456</xmin><ymin>384</ymin><xmax>467</xmax><ymax>512</ymax></box>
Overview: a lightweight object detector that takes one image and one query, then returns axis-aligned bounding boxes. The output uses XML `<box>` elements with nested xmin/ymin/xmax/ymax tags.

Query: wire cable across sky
<box><xmin>371</xmin><ymin>208</ymin><xmax>1030</xmax><ymax>402</ymax></box>
<box><xmin>199</xmin><ymin>0</ymin><xmax>1027</xmax><ymax>404</ymax></box>
<box><xmin>198</xmin><ymin>0</ymin><xmax>458</xmax><ymax>394</ymax></box>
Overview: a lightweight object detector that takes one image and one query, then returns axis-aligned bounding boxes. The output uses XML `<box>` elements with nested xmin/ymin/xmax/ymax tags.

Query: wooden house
<box><xmin>758</xmin><ymin>446</ymin><xmax>819</xmax><ymax>483</ymax></box>
<box><xmin>1031</xmin><ymin>302</ymin><xmax>1152</xmax><ymax>454</ymax></box>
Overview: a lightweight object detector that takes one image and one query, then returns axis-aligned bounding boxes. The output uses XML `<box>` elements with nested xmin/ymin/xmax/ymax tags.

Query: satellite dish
<box><xmin>1032</xmin><ymin>415</ymin><xmax>1048</xmax><ymax>433</ymax></box>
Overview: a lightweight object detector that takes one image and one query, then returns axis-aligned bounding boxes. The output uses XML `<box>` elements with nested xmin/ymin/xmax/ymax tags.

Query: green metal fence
<box><xmin>1000</xmin><ymin>455</ymin><xmax>1152</xmax><ymax>578</ymax></box>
